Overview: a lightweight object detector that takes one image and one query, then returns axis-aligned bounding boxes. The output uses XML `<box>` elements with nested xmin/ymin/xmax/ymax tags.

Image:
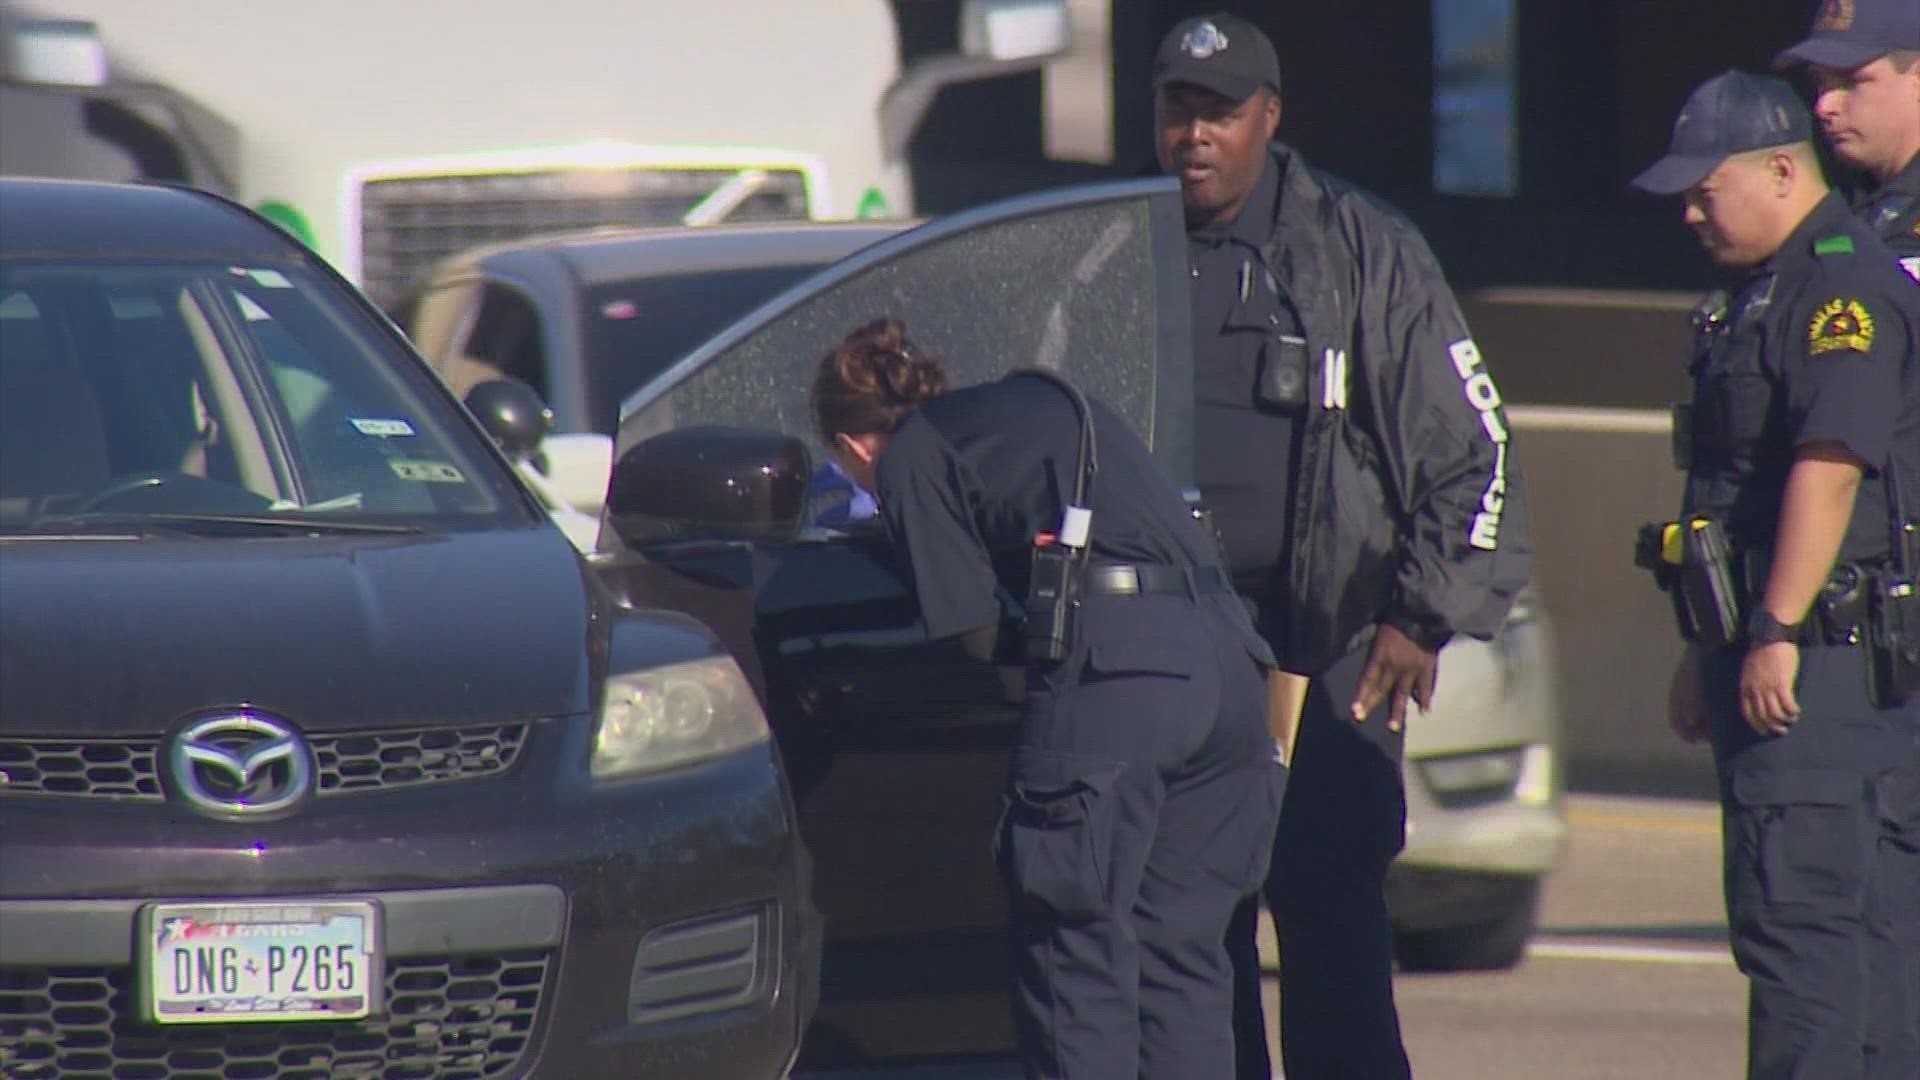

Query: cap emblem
<box><xmin>1182</xmin><ymin>21</ymin><xmax>1229</xmax><ymax>60</ymax></box>
<box><xmin>1815</xmin><ymin>0</ymin><xmax>1854</xmax><ymax>31</ymax></box>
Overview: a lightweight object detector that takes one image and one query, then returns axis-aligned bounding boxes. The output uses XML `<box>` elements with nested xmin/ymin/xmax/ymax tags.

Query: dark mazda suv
<box><xmin>0</xmin><ymin>179</ymin><xmax>813</xmax><ymax>1079</ymax></box>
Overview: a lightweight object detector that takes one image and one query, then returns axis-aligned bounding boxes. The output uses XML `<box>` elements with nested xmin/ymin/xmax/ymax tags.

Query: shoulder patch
<box><xmin>1812</xmin><ymin>234</ymin><xmax>1855</xmax><ymax>256</ymax></box>
<box><xmin>1807</xmin><ymin>297</ymin><xmax>1875</xmax><ymax>356</ymax></box>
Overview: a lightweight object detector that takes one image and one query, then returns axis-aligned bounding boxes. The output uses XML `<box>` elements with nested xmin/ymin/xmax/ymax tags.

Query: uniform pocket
<box><xmin>1729</xmin><ymin>769</ymin><xmax>1870</xmax><ymax>909</ymax></box>
<box><xmin>1874</xmin><ymin>758</ymin><xmax>1920</xmax><ymax>852</ymax></box>
<box><xmin>994</xmin><ymin>748</ymin><xmax>1126</xmax><ymax>921</ymax></box>
<box><xmin>1694</xmin><ymin>373</ymin><xmax>1772</xmax><ymax>454</ymax></box>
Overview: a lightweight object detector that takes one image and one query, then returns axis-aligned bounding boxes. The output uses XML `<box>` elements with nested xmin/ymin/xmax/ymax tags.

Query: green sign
<box><xmin>855</xmin><ymin>186</ymin><xmax>892</xmax><ymax>220</ymax></box>
<box><xmin>255</xmin><ymin>200</ymin><xmax>317</xmax><ymax>250</ymax></box>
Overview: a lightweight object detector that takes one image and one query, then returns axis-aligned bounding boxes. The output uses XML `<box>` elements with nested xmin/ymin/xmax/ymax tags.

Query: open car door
<box><xmin>592</xmin><ymin>177</ymin><xmax>1193</xmax><ymax>1069</ymax></box>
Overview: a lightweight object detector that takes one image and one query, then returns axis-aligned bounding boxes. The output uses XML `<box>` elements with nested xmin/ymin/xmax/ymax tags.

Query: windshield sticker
<box><xmin>389</xmin><ymin>459</ymin><xmax>465</xmax><ymax>484</ymax></box>
<box><xmin>350</xmin><ymin>417</ymin><xmax>417</xmax><ymax>438</ymax></box>
<box><xmin>601</xmin><ymin>298</ymin><xmax>639</xmax><ymax>320</ymax></box>
<box><xmin>236</xmin><ymin>268</ymin><xmax>293</xmax><ymax>288</ymax></box>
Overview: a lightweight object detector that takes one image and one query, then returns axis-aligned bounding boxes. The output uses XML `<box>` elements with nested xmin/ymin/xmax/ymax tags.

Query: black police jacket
<box><xmin>1250</xmin><ymin>143</ymin><xmax>1532</xmax><ymax>671</ymax></box>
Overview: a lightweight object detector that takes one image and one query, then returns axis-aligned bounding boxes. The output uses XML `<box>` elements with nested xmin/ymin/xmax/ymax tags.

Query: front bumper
<box><xmin>1389</xmin><ymin>622</ymin><xmax>1568</xmax><ymax>929</ymax></box>
<box><xmin>0</xmin><ymin>726</ymin><xmax>810</xmax><ymax>1079</ymax></box>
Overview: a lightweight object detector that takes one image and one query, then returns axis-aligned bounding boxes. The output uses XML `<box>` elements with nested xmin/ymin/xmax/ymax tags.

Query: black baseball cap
<box><xmin>1152</xmin><ymin>14</ymin><xmax>1280</xmax><ymax>103</ymax></box>
<box><xmin>1630</xmin><ymin>70</ymin><xmax>1815</xmax><ymax>195</ymax></box>
<box><xmin>1774</xmin><ymin>0</ymin><xmax>1920</xmax><ymax>71</ymax></box>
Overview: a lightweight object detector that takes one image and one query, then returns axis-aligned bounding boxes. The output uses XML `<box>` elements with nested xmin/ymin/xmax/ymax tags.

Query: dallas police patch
<box><xmin>1806</xmin><ymin>297</ymin><xmax>1875</xmax><ymax>356</ymax></box>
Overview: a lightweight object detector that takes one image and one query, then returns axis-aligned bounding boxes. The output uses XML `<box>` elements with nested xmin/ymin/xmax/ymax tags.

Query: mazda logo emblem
<box><xmin>167</xmin><ymin>712</ymin><xmax>313</xmax><ymax>819</ymax></box>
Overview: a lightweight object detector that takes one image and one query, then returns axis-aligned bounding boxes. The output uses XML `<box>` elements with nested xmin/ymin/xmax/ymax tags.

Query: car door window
<box><xmin>617</xmin><ymin>179</ymin><xmax>1195</xmax><ymax>489</ymax></box>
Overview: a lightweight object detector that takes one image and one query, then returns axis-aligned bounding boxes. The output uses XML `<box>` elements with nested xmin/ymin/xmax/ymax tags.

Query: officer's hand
<box><xmin>1667</xmin><ymin>646</ymin><xmax>1710</xmax><ymax>744</ymax></box>
<box><xmin>1738</xmin><ymin>642</ymin><xmax>1800</xmax><ymax>737</ymax></box>
<box><xmin>1351</xmin><ymin>623</ymin><xmax>1439</xmax><ymax>733</ymax></box>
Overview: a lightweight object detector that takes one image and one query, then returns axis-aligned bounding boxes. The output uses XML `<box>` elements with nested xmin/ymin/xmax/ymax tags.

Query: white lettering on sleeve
<box><xmin>1450</xmin><ymin>338</ymin><xmax>1506</xmax><ymax>551</ymax></box>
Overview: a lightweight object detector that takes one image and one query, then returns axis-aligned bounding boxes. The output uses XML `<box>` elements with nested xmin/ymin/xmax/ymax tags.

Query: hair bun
<box><xmin>812</xmin><ymin>316</ymin><xmax>951</xmax><ymax>441</ymax></box>
<box><xmin>844</xmin><ymin>318</ymin><xmax>947</xmax><ymax>406</ymax></box>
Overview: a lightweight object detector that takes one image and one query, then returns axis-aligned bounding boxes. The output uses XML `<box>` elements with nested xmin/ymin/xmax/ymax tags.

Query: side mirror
<box><xmin>605</xmin><ymin>426</ymin><xmax>811</xmax><ymax>549</ymax></box>
<box><xmin>880</xmin><ymin>0</ymin><xmax>1071</xmax><ymax>162</ymax></box>
<box><xmin>464</xmin><ymin>379</ymin><xmax>553</xmax><ymax>460</ymax></box>
<box><xmin>961</xmin><ymin>0</ymin><xmax>1070</xmax><ymax>61</ymax></box>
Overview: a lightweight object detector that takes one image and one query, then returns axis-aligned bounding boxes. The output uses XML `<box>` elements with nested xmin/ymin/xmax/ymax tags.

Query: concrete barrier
<box><xmin>1466</xmin><ymin>289</ymin><xmax>1721</xmax><ymax>798</ymax></box>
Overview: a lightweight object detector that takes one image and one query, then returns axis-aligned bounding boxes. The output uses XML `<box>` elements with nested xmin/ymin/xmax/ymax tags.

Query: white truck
<box><xmin>1</xmin><ymin>0</ymin><xmax>1070</xmax><ymax>307</ymax></box>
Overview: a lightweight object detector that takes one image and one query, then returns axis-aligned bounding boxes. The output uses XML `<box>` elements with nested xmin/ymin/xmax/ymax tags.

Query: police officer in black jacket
<box><xmin>1148</xmin><ymin>13</ymin><xmax>1533</xmax><ymax>1079</ymax></box>
<box><xmin>1773</xmin><ymin>0</ymin><xmax>1920</xmax><ymax>279</ymax></box>
<box><xmin>810</xmin><ymin>318</ymin><xmax>1285</xmax><ymax>1079</ymax></box>
<box><xmin>1632</xmin><ymin>70</ymin><xmax>1920</xmax><ymax>1080</ymax></box>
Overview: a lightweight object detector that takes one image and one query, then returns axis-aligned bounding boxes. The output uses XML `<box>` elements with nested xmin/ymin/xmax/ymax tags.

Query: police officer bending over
<box><xmin>1632</xmin><ymin>70</ymin><xmax>1920</xmax><ymax>1080</ymax></box>
<box><xmin>810</xmin><ymin>319</ymin><xmax>1285</xmax><ymax>1080</ymax></box>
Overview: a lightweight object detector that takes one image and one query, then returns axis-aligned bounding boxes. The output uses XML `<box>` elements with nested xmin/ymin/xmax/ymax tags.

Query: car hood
<box><xmin>0</xmin><ymin>527</ymin><xmax>594</xmax><ymax>735</ymax></box>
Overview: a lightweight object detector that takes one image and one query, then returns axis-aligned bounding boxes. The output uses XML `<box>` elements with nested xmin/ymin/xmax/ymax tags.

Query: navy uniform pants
<box><xmin>1228</xmin><ymin>640</ymin><xmax>1412</xmax><ymax>1080</ymax></box>
<box><xmin>1705</xmin><ymin>641</ymin><xmax>1920</xmax><ymax>1080</ymax></box>
<box><xmin>996</xmin><ymin>589</ymin><xmax>1284</xmax><ymax>1080</ymax></box>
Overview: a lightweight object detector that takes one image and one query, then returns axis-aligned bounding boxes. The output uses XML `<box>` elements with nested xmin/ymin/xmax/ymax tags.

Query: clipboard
<box><xmin>1267</xmin><ymin>669</ymin><xmax>1310</xmax><ymax>767</ymax></box>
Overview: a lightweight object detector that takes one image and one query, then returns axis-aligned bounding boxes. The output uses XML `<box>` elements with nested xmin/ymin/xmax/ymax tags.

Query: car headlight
<box><xmin>1503</xmin><ymin>585</ymin><xmax>1541</xmax><ymax>628</ymax></box>
<box><xmin>591</xmin><ymin>656</ymin><xmax>769</xmax><ymax>781</ymax></box>
<box><xmin>1417</xmin><ymin>744</ymin><xmax>1555</xmax><ymax>805</ymax></box>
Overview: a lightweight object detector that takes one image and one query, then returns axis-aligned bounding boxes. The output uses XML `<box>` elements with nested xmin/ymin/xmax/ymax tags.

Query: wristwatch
<box><xmin>1745</xmin><ymin>609</ymin><xmax>1802</xmax><ymax>646</ymax></box>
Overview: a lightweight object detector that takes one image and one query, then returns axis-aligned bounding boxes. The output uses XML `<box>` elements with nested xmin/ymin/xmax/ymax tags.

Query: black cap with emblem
<box><xmin>1153</xmin><ymin>13</ymin><xmax>1281</xmax><ymax>103</ymax></box>
<box><xmin>1773</xmin><ymin>0</ymin><xmax>1920</xmax><ymax>72</ymax></box>
<box><xmin>1630</xmin><ymin>70</ymin><xmax>1814</xmax><ymax>195</ymax></box>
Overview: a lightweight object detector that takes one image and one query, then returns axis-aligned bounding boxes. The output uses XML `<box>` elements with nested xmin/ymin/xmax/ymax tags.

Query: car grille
<box><xmin>357</xmin><ymin>166</ymin><xmax>811</xmax><ymax>307</ymax></box>
<box><xmin>0</xmin><ymin>724</ymin><xmax>529</xmax><ymax>801</ymax></box>
<box><xmin>0</xmin><ymin>951</ymin><xmax>550</xmax><ymax>1079</ymax></box>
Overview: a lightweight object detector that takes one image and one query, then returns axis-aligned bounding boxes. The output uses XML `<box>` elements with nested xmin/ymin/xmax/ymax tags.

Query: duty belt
<box><xmin>1085</xmin><ymin>562</ymin><xmax>1232</xmax><ymax>598</ymax></box>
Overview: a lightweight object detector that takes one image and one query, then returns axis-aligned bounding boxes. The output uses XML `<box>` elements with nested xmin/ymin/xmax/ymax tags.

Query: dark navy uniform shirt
<box><xmin>1685</xmin><ymin>192</ymin><xmax>1920</xmax><ymax>564</ymax></box>
<box><xmin>1187</xmin><ymin>155</ymin><xmax>1305</xmax><ymax>631</ymax></box>
<box><xmin>1850</xmin><ymin>149</ymin><xmax>1920</xmax><ymax>277</ymax></box>
<box><xmin>873</xmin><ymin>373</ymin><xmax>1233</xmax><ymax>643</ymax></box>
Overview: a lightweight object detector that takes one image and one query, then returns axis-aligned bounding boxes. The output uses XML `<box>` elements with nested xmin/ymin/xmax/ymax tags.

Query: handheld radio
<box><xmin>1015</xmin><ymin>369</ymin><xmax>1097</xmax><ymax>664</ymax></box>
<box><xmin>1868</xmin><ymin>462</ymin><xmax>1920</xmax><ymax>707</ymax></box>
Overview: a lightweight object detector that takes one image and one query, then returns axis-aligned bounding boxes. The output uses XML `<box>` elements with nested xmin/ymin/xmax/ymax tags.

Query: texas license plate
<box><xmin>140</xmin><ymin>900</ymin><xmax>382</xmax><ymax>1023</ymax></box>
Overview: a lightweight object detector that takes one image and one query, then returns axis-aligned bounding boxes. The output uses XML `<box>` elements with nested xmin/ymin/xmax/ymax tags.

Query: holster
<box><xmin>1635</xmin><ymin>515</ymin><xmax>1745</xmax><ymax>648</ymax></box>
<box><xmin>1023</xmin><ymin>540</ymin><xmax>1084</xmax><ymax>664</ymax></box>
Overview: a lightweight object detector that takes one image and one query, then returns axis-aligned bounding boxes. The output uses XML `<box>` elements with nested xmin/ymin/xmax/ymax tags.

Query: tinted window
<box><xmin>619</xmin><ymin>195</ymin><xmax>1187</xmax><ymax>481</ymax></box>
<box><xmin>0</xmin><ymin>260</ymin><xmax>523</xmax><ymax>529</ymax></box>
<box><xmin>583</xmin><ymin>265</ymin><xmax>828</xmax><ymax>433</ymax></box>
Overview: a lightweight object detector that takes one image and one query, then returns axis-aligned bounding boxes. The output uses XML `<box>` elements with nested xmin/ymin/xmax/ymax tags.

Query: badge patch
<box><xmin>1816</xmin><ymin>0</ymin><xmax>1854</xmax><ymax>30</ymax></box>
<box><xmin>1181</xmin><ymin>21</ymin><xmax>1228</xmax><ymax>59</ymax></box>
<box><xmin>1807</xmin><ymin>297</ymin><xmax>1875</xmax><ymax>355</ymax></box>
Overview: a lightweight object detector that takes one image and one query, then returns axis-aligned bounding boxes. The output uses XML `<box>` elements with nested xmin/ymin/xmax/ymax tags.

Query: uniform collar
<box><xmin>1763</xmin><ymin>191</ymin><xmax>1857</xmax><ymax>278</ymax></box>
<box><xmin>1843</xmin><ymin>149</ymin><xmax>1920</xmax><ymax>211</ymax></box>
<box><xmin>1190</xmin><ymin>152</ymin><xmax>1281</xmax><ymax>248</ymax></box>
<box><xmin>1880</xmin><ymin>149</ymin><xmax>1920</xmax><ymax>199</ymax></box>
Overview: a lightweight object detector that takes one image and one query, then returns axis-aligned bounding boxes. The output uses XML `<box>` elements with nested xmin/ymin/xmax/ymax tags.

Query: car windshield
<box><xmin>0</xmin><ymin>258</ymin><xmax>524</xmax><ymax>532</ymax></box>
<box><xmin>583</xmin><ymin>263</ymin><xmax>829</xmax><ymax>433</ymax></box>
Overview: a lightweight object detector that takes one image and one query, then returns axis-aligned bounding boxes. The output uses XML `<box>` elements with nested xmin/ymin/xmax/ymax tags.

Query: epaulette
<box><xmin>1812</xmin><ymin>234</ymin><xmax>1855</xmax><ymax>257</ymax></box>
